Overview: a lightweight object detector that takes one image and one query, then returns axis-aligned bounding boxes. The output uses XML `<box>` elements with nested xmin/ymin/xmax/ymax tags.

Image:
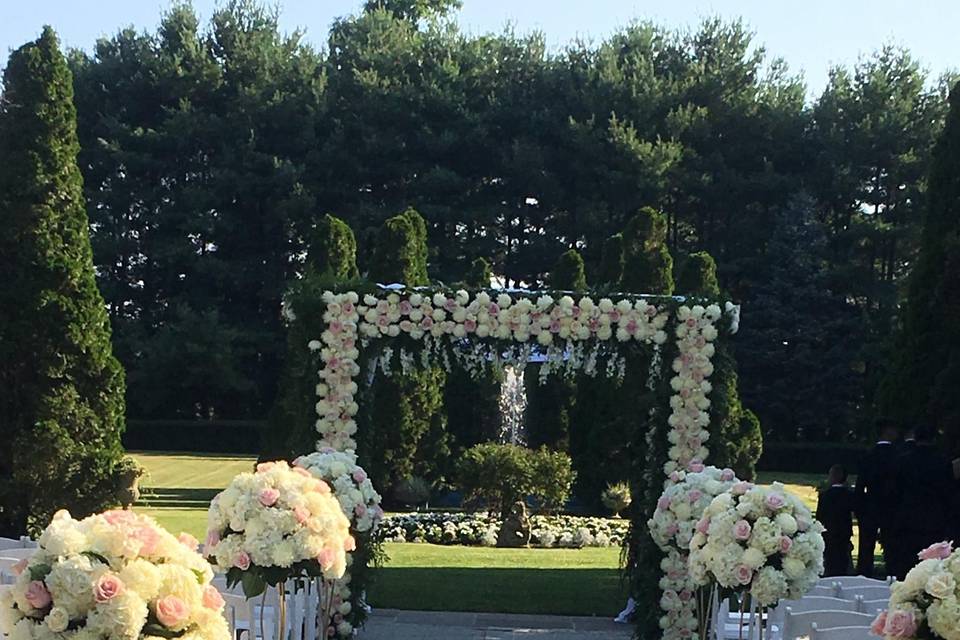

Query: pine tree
<box><xmin>883</xmin><ymin>81</ymin><xmax>960</xmax><ymax>451</ymax></box>
<box><xmin>620</xmin><ymin>207</ymin><xmax>674</xmax><ymax>294</ymax></box>
<box><xmin>0</xmin><ymin>28</ymin><xmax>126</xmax><ymax>534</ymax></box>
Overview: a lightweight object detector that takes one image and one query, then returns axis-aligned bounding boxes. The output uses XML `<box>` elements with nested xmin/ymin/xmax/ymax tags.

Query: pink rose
<box><xmin>310</xmin><ymin>479</ymin><xmax>331</xmax><ymax>495</ymax></box>
<box><xmin>93</xmin><ymin>574</ymin><xmax>125</xmax><ymax>603</ymax></box>
<box><xmin>292</xmin><ymin>467</ymin><xmax>311</xmax><ymax>478</ymax></box>
<box><xmin>735</xmin><ymin>565</ymin><xmax>753</xmax><ymax>585</ymax></box>
<box><xmin>733</xmin><ymin>520</ymin><xmax>752</xmax><ymax>541</ymax></box>
<box><xmin>234</xmin><ymin>551</ymin><xmax>251</xmax><ymax>570</ymax></box>
<box><xmin>918</xmin><ymin>540</ymin><xmax>953</xmax><ymax>560</ymax></box>
<box><xmin>779</xmin><ymin>536</ymin><xmax>793</xmax><ymax>553</ymax></box>
<box><xmin>135</xmin><ymin>525</ymin><xmax>160</xmax><ymax>556</ymax></box>
<box><xmin>695</xmin><ymin>517</ymin><xmax>710</xmax><ymax>535</ymax></box>
<box><xmin>178</xmin><ymin>533</ymin><xmax>199</xmax><ymax>550</ymax></box>
<box><xmin>657</xmin><ymin>497</ymin><xmax>672</xmax><ymax>511</ymax></box>
<box><xmin>688</xmin><ymin>489</ymin><xmax>703</xmax><ymax>503</ymax></box>
<box><xmin>11</xmin><ymin>558</ymin><xmax>27</xmax><ymax>576</ymax></box>
<box><xmin>871</xmin><ymin>611</ymin><xmax>888</xmax><ymax>636</ymax></box>
<box><xmin>155</xmin><ymin>595</ymin><xmax>191</xmax><ymax>628</ymax></box>
<box><xmin>688</xmin><ymin>460</ymin><xmax>705</xmax><ymax>473</ymax></box>
<box><xmin>294</xmin><ymin>506</ymin><xmax>311</xmax><ymax>524</ymax></box>
<box><xmin>205</xmin><ymin>530</ymin><xmax>220</xmax><ymax>551</ymax></box>
<box><xmin>883</xmin><ymin>610</ymin><xmax>917</xmax><ymax>638</ymax></box>
<box><xmin>259</xmin><ymin>487</ymin><xmax>280</xmax><ymax>506</ymax></box>
<box><xmin>679</xmin><ymin>589</ymin><xmax>692</xmax><ymax>602</ymax></box>
<box><xmin>103</xmin><ymin>509</ymin><xmax>137</xmax><ymax>526</ymax></box>
<box><xmin>317</xmin><ymin>548</ymin><xmax>335</xmax><ymax>571</ymax></box>
<box><xmin>720</xmin><ymin>469</ymin><xmax>736</xmax><ymax>481</ymax></box>
<box><xmin>25</xmin><ymin>580</ymin><xmax>51</xmax><ymax>609</ymax></box>
<box><xmin>666</xmin><ymin>523</ymin><xmax>680</xmax><ymax>536</ymax></box>
<box><xmin>764</xmin><ymin>493</ymin><xmax>785</xmax><ymax>510</ymax></box>
<box><xmin>202</xmin><ymin>585</ymin><xmax>225</xmax><ymax>610</ymax></box>
<box><xmin>352</xmin><ymin>469</ymin><xmax>367</xmax><ymax>483</ymax></box>
<box><xmin>354</xmin><ymin>504</ymin><xmax>367</xmax><ymax>517</ymax></box>
<box><xmin>344</xmin><ymin>536</ymin><xmax>356</xmax><ymax>552</ymax></box>
<box><xmin>256</xmin><ymin>462</ymin><xmax>276</xmax><ymax>473</ymax></box>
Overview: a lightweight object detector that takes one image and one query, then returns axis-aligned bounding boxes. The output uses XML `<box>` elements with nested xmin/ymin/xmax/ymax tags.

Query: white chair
<box><xmin>810</xmin><ymin>623</ymin><xmax>873</xmax><ymax>640</ymax></box>
<box><xmin>776</xmin><ymin>596</ymin><xmax>861</xmax><ymax>615</ymax></box>
<box><xmin>0</xmin><ymin>557</ymin><xmax>23</xmax><ymax>585</ymax></box>
<box><xmin>808</xmin><ymin>584</ymin><xmax>841</xmax><ymax>597</ymax></box>
<box><xmin>221</xmin><ymin>592</ymin><xmax>253</xmax><ymax>640</ymax></box>
<box><xmin>826</xmin><ymin>576</ymin><xmax>888</xmax><ymax>590</ymax></box>
<box><xmin>782</xmin><ymin>609</ymin><xmax>875</xmax><ymax>640</ymax></box>
<box><xmin>858</xmin><ymin>598</ymin><xmax>889</xmax><ymax>614</ymax></box>
<box><xmin>0</xmin><ymin>548</ymin><xmax>34</xmax><ymax>560</ymax></box>
<box><xmin>0</xmin><ymin>538</ymin><xmax>23</xmax><ymax>551</ymax></box>
<box><xmin>837</xmin><ymin>586</ymin><xmax>890</xmax><ymax>601</ymax></box>
<box><xmin>19</xmin><ymin>537</ymin><xmax>37</xmax><ymax>549</ymax></box>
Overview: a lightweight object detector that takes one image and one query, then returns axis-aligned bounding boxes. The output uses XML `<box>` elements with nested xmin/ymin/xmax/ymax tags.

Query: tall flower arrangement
<box><xmin>871</xmin><ymin>541</ymin><xmax>960</xmax><ymax>640</ymax></box>
<box><xmin>0</xmin><ymin>510</ymin><xmax>228</xmax><ymax>640</ymax></box>
<box><xmin>294</xmin><ymin>450</ymin><xmax>383</xmax><ymax>638</ymax></box>
<box><xmin>689</xmin><ymin>482</ymin><xmax>824</xmax><ymax>607</ymax></box>
<box><xmin>205</xmin><ymin>461</ymin><xmax>353</xmax><ymax>597</ymax></box>
<box><xmin>648</xmin><ymin>465</ymin><xmax>739</xmax><ymax>640</ymax></box>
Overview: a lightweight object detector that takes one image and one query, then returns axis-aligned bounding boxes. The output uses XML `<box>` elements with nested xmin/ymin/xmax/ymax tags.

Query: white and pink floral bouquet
<box><xmin>293</xmin><ymin>450</ymin><xmax>383</xmax><ymax>638</ymax></box>
<box><xmin>0</xmin><ymin>509</ymin><xmax>228</xmax><ymax>640</ymax></box>
<box><xmin>648</xmin><ymin>464</ymin><xmax>739</xmax><ymax>640</ymax></box>
<box><xmin>871</xmin><ymin>541</ymin><xmax>960</xmax><ymax>640</ymax></box>
<box><xmin>205</xmin><ymin>460</ymin><xmax>353</xmax><ymax>597</ymax></box>
<box><xmin>689</xmin><ymin>482</ymin><xmax>824</xmax><ymax>607</ymax></box>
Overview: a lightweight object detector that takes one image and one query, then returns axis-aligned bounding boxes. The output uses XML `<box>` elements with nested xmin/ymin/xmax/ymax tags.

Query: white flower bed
<box><xmin>376</xmin><ymin>512</ymin><xmax>629</xmax><ymax>548</ymax></box>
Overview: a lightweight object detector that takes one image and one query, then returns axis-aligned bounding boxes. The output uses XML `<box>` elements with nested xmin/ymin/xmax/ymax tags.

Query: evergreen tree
<box><xmin>368</xmin><ymin>207</ymin><xmax>430</xmax><ymax>285</ymax></box>
<box><xmin>549</xmin><ymin>249</ymin><xmax>587</xmax><ymax>291</ymax></box>
<box><xmin>675</xmin><ymin>251</ymin><xmax>720</xmax><ymax>297</ymax></box>
<box><xmin>882</xmin><ymin>81</ymin><xmax>960</xmax><ymax>451</ymax></box>
<box><xmin>464</xmin><ymin>257</ymin><xmax>492</xmax><ymax>288</ymax></box>
<box><xmin>620</xmin><ymin>207</ymin><xmax>674</xmax><ymax>294</ymax></box>
<box><xmin>0</xmin><ymin>28</ymin><xmax>126</xmax><ymax>534</ymax></box>
<box><xmin>308</xmin><ymin>214</ymin><xmax>360</xmax><ymax>281</ymax></box>
<box><xmin>597</xmin><ymin>233</ymin><xmax>625</xmax><ymax>287</ymax></box>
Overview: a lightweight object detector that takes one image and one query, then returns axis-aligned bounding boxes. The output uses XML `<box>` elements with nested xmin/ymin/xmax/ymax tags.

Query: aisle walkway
<box><xmin>362</xmin><ymin>609</ymin><xmax>633</xmax><ymax>639</ymax></box>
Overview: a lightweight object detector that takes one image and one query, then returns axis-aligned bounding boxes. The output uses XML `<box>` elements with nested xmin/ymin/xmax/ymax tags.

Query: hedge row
<box><xmin>122</xmin><ymin>420</ymin><xmax>263</xmax><ymax>454</ymax></box>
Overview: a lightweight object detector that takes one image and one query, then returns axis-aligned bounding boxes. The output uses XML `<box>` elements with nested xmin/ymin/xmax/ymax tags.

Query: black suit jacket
<box><xmin>855</xmin><ymin>442</ymin><xmax>899</xmax><ymax>527</ymax></box>
<box><xmin>817</xmin><ymin>485</ymin><xmax>855</xmax><ymax>544</ymax></box>
<box><xmin>893</xmin><ymin>444</ymin><xmax>954</xmax><ymax>538</ymax></box>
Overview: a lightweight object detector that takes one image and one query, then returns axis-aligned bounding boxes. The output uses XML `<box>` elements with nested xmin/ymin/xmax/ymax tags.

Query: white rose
<box><xmin>496</xmin><ymin>293</ymin><xmax>512</xmax><ymax>308</ymax></box>
<box><xmin>775</xmin><ymin>513</ymin><xmax>798</xmax><ymax>535</ymax></box>
<box><xmin>782</xmin><ymin>557</ymin><xmax>805</xmax><ymax>580</ymax></box>
<box><xmin>926</xmin><ymin>572</ymin><xmax>957</xmax><ymax>600</ymax></box>
<box><xmin>46</xmin><ymin>608</ymin><xmax>69</xmax><ymax>633</ymax></box>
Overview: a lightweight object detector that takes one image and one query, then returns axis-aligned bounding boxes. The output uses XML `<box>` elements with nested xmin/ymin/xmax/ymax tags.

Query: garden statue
<box><xmin>497</xmin><ymin>500</ymin><xmax>531</xmax><ymax>547</ymax></box>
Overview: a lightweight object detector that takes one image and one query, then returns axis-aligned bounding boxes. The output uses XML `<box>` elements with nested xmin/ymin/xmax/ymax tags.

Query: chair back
<box><xmin>807</xmin><ymin>584</ymin><xmax>841</xmax><ymax>598</ymax></box>
<box><xmin>783</xmin><ymin>609</ymin><xmax>875</xmax><ymax>640</ymax></box>
<box><xmin>0</xmin><ymin>539</ymin><xmax>23</xmax><ymax>552</ymax></box>
<box><xmin>221</xmin><ymin>592</ymin><xmax>252</xmax><ymax>640</ymax></box>
<box><xmin>810</xmin><ymin>623</ymin><xmax>873</xmax><ymax>640</ymax></box>
<box><xmin>859</xmin><ymin>598</ymin><xmax>889</xmax><ymax>614</ymax></box>
<box><xmin>0</xmin><ymin>548</ymin><xmax>34</xmax><ymax>560</ymax></box>
<box><xmin>777</xmin><ymin>596</ymin><xmax>860</xmax><ymax>615</ymax></box>
<box><xmin>825</xmin><ymin>576</ymin><xmax>887</xmax><ymax>590</ymax></box>
<box><xmin>0</xmin><ymin>557</ymin><xmax>23</xmax><ymax>585</ymax></box>
<box><xmin>837</xmin><ymin>586</ymin><xmax>891</xmax><ymax>601</ymax></box>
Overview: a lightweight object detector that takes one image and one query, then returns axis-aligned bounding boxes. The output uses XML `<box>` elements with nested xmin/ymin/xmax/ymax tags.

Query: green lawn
<box><xmin>130</xmin><ymin>451</ymin><xmax>871</xmax><ymax>614</ymax></box>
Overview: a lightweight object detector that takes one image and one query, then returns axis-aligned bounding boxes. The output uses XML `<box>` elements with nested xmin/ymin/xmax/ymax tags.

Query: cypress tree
<box><xmin>368</xmin><ymin>207</ymin><xmax>429</xmax><ymax>285</ymax></box>
<box><xmin>883</xmin><ymin>81</ymin><xmax>960</xmax><ymax>451</ymax></box>
<box><xmin>308</xmin><ymin>214</ymin><xmax>360</xmax><ymax>281</ymax></box>
<box><xmin>598</xmin><ymin>233</ymin><xmax>625</xmax><ymax>288</ymax></box>
<box><xmin>0</xmin><ymin>28</ymin><xmax>126</xmax><ymax>534</ymax></box>
<box><xmin>549</xmin><ymin>249</ymin><xmax>587</xmax><ymax>291</ymax></box>
<box><xmin>464</xmin><ymin>257</ymin><xmax>492</xmax><ymax>289</ymax></box>
<box><xmin>675</xmin><ymin>251</ymin><xmax>720</xmax><ymax>297</ymax></box>
<box><xmin>620</xmin><ymin>207</ymin><xmax>674</xmax><ymax>294</ymax></box>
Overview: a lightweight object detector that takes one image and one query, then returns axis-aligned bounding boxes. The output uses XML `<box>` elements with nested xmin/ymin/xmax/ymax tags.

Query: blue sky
<box><xmin>2</xmin><ymin>0</ymin><xmax>957</xmax><ymax>98</ymax></box>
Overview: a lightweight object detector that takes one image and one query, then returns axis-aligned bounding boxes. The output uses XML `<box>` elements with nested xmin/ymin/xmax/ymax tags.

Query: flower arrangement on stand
<box><xmin>689</xmin><ymin>482</ymin><xmax>825</xmax><ymax>640</ymax></box>
<box><xmin>871</xmin><ymin>541</ymin><xmax>960</xmax><ymax>640</ymax></box>
<box><xmin>0</xmin><ymin>509</ymin><xmax>228</xmax><ymax>640</ymax></box>
<box><xmin>205</xmin><ymin>460</ymin><xmax>353</xmax><ymax>640</ymax></box>
<box><xmin>649</xmin><ymin>465</ymin><xmax>740</xmax><ymax>640</ymax></box>
<box><xmin>294</xmin><ymin>450</ymin><xmax>383</xmax><ymax>638</ymax></box>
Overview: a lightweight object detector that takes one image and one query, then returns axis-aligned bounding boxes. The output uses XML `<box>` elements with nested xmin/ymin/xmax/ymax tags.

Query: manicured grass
<box><xmin>370</xmin><ymin>543</ymin><xmax>627</xmax><ymax>616</ymax></box>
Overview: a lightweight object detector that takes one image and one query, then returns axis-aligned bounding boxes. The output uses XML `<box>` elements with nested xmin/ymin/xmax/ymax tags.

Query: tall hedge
<box><xmin>549</xmin><ymin>249</ymin><xmax>587</xmax><ymax>291</ymax></box>
<box><xmin>267</xmin><ymin>213</ymin><xmax>360</xmax><ymax>459</ymax></box>
<box><xmin>676</xmin><ymin>251</ymin><xmax>720</xmax><ymax>297</ymax></box>
<box><xmin>883</xmin><ymin>80</ymin><xmax>960</xmax><ymax>453</ymax></box>
<box><xmin>0</xmin><ymin>28</ymin><xmax>126</xmax><ymax>535</ymax></box>
<box><xmin>598</xmin><ymin>233</ymin><xmax>625</xmax><ymax>288</ymax></box>
<box><xmin>369</xmin><ymin>207</ymin><xmax>429</xmax><ymax>285</ymax></box>
<box><xmin>620</xmin><ymin>207</ymin><xmax>674</xmax><ymax>294</ymax></box>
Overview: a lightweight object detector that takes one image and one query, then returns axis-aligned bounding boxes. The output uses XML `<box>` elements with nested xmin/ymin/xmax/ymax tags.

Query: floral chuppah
<box><xmin>280</xmin><ymin>282</ymin><xmax>739</xmax><ymax>637</ymax></box>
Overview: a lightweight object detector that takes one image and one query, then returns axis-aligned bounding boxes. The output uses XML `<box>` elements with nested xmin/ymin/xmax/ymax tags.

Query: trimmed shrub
<box><xmin>549</xmin><ymin>249</ymin><xmax>587</xmax><ymax>291</ymax></box>
<box><xmin>620</xmin><ymin>207</ymin><xmax>674</xmax><ymax>294</ymax></box>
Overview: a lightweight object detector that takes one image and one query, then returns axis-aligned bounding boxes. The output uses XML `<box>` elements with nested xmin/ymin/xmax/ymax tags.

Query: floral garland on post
<box><xmin>293</xmin><ymin>450</ymin><xmax>384</xmax><ymax>639</ymax></box>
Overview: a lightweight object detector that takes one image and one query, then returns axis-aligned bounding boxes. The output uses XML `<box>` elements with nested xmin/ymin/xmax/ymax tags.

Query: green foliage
<box><xmin>369</xmin><ymin>208</ymin><xmax>430</xmax><ymax>286</ymax></box>
<box><xmin>393</xmin><ymin>476</ymin><xmax>432</xmax><ymax>507</ymax></box>
<box><xmin>308</xmin><ymin>214</ymin><xmax>360</xmax><ymax>280</ymax></box>
<box><xmin>457</xmin><ymin>443</ymin><xmax>575</xmax><ymax>518</ymax></box>
<box><xmin>620</xmin><ymin>207</ymin><xmax>674</xmax><ymax>294</ymax></box>
<box><xmin>464</xmin><ymin>257</ymin><xmax>493</xmax><ymax>288</ymax></box>
<box><xmin>549</xmin><ymin>249</ymin><xmax>587</xmax><ymax>291</ymax></box>
<box><xmin>524</xmin><ymin>373</ymin><xmax>576</xmax><ymax>451</ymax></box>
<box><xmin>883</xmin><ymin>81</ymin><xmax>960</xmax><ymax>452</ymax></box>
<box><xmin>707</xmin><ymin>346</ymin><xmax>764</xmax><ymax>480</ymax></box>
<box><xmin>675</xmin><ymin>251</ymin><xmax>720</xmax><ymax>297</ymax></box>
<box><xmin>0</xmin><ymin>27</ymin><xmax>126</xmax><ymax>535</ymax></box>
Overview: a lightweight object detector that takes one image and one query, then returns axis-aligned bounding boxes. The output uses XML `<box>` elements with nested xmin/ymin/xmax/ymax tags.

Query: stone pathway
<box><xmin>361</xmin><ymin>609</ymin><xmax>634</xmax><ymax>639</ymax></box>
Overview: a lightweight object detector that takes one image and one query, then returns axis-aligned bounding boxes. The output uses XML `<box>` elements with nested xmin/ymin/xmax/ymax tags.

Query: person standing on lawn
<box><xmin>854</xmin><ymin>419</ymin><xmax>901</xmax><ymax>577</ymax></box>
<box><xmin>817</xmin><ymin>464</ymin><xmax>856</xmax><ymax>576</ymax></box>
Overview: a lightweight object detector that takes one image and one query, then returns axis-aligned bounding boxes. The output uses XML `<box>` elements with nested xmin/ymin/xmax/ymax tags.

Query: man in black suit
<box><xmin>854</xmin><ymin>419</ymin><xmax>900</xmax><ymax>577</ymax></box>
<box><xmin>890</xmin><ymin>423</ymin><xmax>955</xmax><ymax>579</ymax></box>
<box><xmin>817</xmin><ymin>464</ymin><xmax>856</xmax><ymax>576</ymax></box>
